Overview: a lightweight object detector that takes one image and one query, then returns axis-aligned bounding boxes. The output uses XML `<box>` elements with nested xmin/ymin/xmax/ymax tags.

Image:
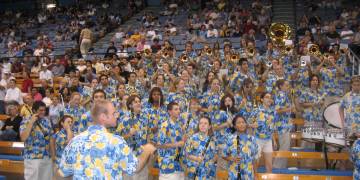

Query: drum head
<box><xmin>323</xmin><ymin>102</ymin><xmax>343</xmax><ymax>129</ymax></box>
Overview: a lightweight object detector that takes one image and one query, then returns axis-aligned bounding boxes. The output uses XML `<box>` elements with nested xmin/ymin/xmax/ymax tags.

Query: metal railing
<box><xmin>349</xmin><ymin>47</ymin><xmax>360</xmax><ymax>76</ymax></box>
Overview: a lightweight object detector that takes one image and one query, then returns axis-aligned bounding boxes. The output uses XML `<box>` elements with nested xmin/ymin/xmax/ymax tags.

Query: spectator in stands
<box><xmin>105</xmin><ymin>41</ymin><xmax>118</xmax><ymax>58</ymax></box>
<box><xmin>31</xmin><ymin>87</ymin><xmax>42</xmax><ymax>102</ymax></box>
<box><xmin>20</xmin><ymin>101</ymin><xmax>53</xmax><ymax>180</ymax></box>
<box><xmin>207</xmin><ymin>24</ymin><xmax>219</xmax><ymax>38</ymax></box>
<box><xmin>0</xmin><ymin>102</ymin><xmax>22</xmax><ymax>141</ymax></box>
<box><xmin>5</xmin><ymin>79</ymin><xmax>23</xmax><ymax>104</ymax></box>
<box><xmin>20</xmin><ymin>94</ymin><xmax>33</xmax><ymax>118</ymax></box>
<box><xmin>79</xmin><ymin>22</ymin><xmax>93</xmax><ymax>57</ymax></box>
<box><xmin>57</xmin><ymin>100</ymin><xmax>156</xmax><ymax>179</ymax></box>
<box><xmin>42</xmin><ymin>88</ymin><xmax>53</xmax><ymax>107</ymax></box>
<box><xmin>51</xmin><ymin>59</ymin><xmax>65</xmax><ymax>77</ymax></box>
<box><xmin>48</xmin><ymin>93</ymin><xmax>64</xmax><ymax>128</ymax></box>
<box><xmin>39</xmin><ymin>64</ymin><xmax>53</xmax><ymax>84</ymax></box>
<box><xmin>21</xmin><ymin>71</ymin><xmax>33</xmax><ymax>93</ymax></box>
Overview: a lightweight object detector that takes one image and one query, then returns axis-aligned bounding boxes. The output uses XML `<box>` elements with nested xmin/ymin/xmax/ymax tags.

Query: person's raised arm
<box><xmin>20</xmin><ymin>114</ymin><xmax>38</xmax><ymax>142</ymax></box>
<box><xmin>135</xmin><ymin>143</ymin><xmax>157</xmax><ymax>172</ymax></box>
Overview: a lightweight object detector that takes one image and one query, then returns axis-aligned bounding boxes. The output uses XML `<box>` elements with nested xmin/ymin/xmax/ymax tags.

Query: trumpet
<box><xmin>231</xmin><ymin>53</ymin><xmax>240</xmax><ymax>63</ymax></box>
<box><xmin>180</xmin><ymin>54</ymin><xmax>188</xmax><ymax>63</ymax></box>
<box><xmin>309</xmin><ymin>44</ymin><xmax>321</xmax><ymax>57</ymax></box>
<box><xmin>162</xmin><ymin>51</ymin><xmax>169</xmax><ymax>59</ymax></box>
<box><xmin>206</xmin><ymin>48</ymin><xmax>212</xmax><ymax>56</ymax></box>
<box><xmin>105</xmin><ymin>64</ymin><xmax>112</xmax><ymax>71</ymax></box>
<box><xmin>144</xmin><ymin>49</ymin><xmax>152</xmax><ymax>57</ymax></box>
<box><xmin>266</xmin><ymin>61</ymin><xmax>272</xmax><ymax>68</ymax></box>
<box><xmin>283</xmin><ymin>45</ymin><xmax>293</xmax><ymax>55</ymax></box>
<box><xmin>246</xmin><ymin>47</ymin><xmax>256</xmax><ymax>57</ymax></box>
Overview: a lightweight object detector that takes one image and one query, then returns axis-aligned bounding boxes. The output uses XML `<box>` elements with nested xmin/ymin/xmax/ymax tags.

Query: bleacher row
<box><xmin>0</xmin><ymin>114</ymin><xmax>353</xmax><ymax>179</ymax></box>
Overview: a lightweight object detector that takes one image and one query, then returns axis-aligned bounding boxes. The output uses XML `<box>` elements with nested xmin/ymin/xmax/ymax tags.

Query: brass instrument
<box><xmin>206</xmin><ymin>48</ymin><xmax>212</xmax><ymax>56</ymax></box>
<box><xmin>269</xmin><ymin>23</ymin><xmax>292</xmax><ymax>47</ymax></box>
<box><xmin>162</xmin><ymin>51</ymin><xmax>169</xmax><ymax>59</ymax></box>
<box><xmin>231</xmin><ymin>53</ymin><xmax>240</xmax><ymax>63</ymax></box>
<box><xmin>309</xmin><ymin>44</ymin><xmax>321</xmax><ymax>56</ymax></box>
<box><xmin>180</xmin><ymin>54</ymin><xmax>188</xmax><ymax>63</ymax></box>
<box><xmin>246</xmin><ymin>47</ymin><xmax>256</xmax><ymax>57</ymax></box>
<box><xmin>144</xmin><ymin>48</ymin><xmax>152</xmax><ymax>57</ymax></box>
<box><xmin>105</xmin><ymin>64</ymin><xmax>112</xmax><ymax>71</ymax></box>
<box><xmin>283</xmin><ymin>45</ymin><xmax>293</xmax><ymax>55</ymax></box>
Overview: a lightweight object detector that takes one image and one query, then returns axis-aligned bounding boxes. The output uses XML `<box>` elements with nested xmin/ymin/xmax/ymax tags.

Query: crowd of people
<box><xmin>0</xmin><ymin>0</ymin><xmax>360</xmax><ymax>180</ymax></box>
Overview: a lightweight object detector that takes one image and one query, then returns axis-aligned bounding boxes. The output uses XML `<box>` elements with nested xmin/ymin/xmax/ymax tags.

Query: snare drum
<box><xmin>323</xmin><ymin>102</ymin><xmax>343</xmax><ymax>129</ymax></box>
<box><xmin>325</xmin><ymin>129</ymin><xmax>346</xmax><ymax>147</ymax></box>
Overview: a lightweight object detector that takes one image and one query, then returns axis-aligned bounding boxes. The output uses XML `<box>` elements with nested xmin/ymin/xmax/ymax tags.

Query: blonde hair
<box><xmin>91</xmin><ymin>100</ymin><xmax>111</xmax><ymax>122</ymax></box>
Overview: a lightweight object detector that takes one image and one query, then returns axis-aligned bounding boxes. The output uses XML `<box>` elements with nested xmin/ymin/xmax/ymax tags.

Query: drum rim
<box><xmin>323</xmin><ymin>101</ymin><xmax>342</xmax><ymax>129</ymax></box>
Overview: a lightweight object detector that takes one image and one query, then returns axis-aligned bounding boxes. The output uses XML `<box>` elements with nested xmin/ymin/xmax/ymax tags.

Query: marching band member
<box><xmin>98</xmin><ymin>74</ymin><xmax>116</xmax><ymax>99</ymax></box>
<box><xmin>350</xmin><ymin>132</ymin><xmax>360</xmax><ymax>180</ymax></box>
<box><xmin>262</xmin><ymin>63</ymin><xmax>288</xmax><ymax>93</ymax></box>
<box><xmin>299</xmin><ymin>75</ymin><xmax>325</xmax><ymax>125</ymax></box>
<box><xmin>229</xmin><ymin>58</ymin><xmax>258</xmax><ymax>93</ymax></box>
<box><xmin>223</xmin><ymin>115</ymin><xmax>259</xmax><ymax>180</ymax></box>
<box><xmin>64</xmin><ymin>92</ymin><xmax>86</xmax><ymax>135</ymax></box>
<box><xmin>249</xmin><ymin>92</ymin><xmax>275</xmax><ymax>172</ymax></box>
<box><xmin>235</xmin><ymin>78</ymin><xmax>256</xmax><ymax>119</ymax></box>
<box><xmin>51</xmin><ymin>115</ymin><xmax>73</xmax><ymax>180</ymax></box>
<box><xmin>79</xmin><ymin>89</ymin><xmax>106</xmax><ymax>133</ymax></box>
<box><xmin>143</xmin><ymin>87</ymin><xmax>168</xmax><ymax>144</ymax></box>
<box><xmin>314</xmin><ymin>54</ymin><xmax>345</xmax><ymax>97</ymax></box>
<box><xmin>117</xmin><ymin>95</ymin><xmax>149</xmax><ymax>180</ymax></box>
<box><xmin>184</xmin><ymin>116</ymin><xmax>217</xmax><ymax>180</ymax></box>
<box><xmin>180</xmin><ymin>98</ymin><xmax>202</xmax><ymax>139</ymax></box>
<box><xmin>200</xmin><ymin>78</ymin><xmax>223</xmax><ymax>116</ymax></box>
<box><xmin>340</xmin><ymin>75</ymin><xmax>360</xmax><ymax>134</ymax></box>
<box><xmin>157</xmin><ymin>102</ymin><xmax>185</xmax><ymax>180</ymax></box>
<box><xmin>273</xmin><ymin>79</ymin><xmax>295</xmax><ymax>169</ymax></box>
<box><xmin>20</xmin><ymin>101</ymin><xmax>53</xmax><ymax>180</ymax></box>
<box><xmin>166</xmin><ymin>79</ymin><xmax>189</xmax><ymax>113</ymax></box>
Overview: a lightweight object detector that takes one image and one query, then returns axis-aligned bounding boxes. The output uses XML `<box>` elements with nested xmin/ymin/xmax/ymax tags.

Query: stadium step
<box><xmin>272</xmin><ymin>0</ymin><xmax>296</xmax><ymax>29</ymax></box>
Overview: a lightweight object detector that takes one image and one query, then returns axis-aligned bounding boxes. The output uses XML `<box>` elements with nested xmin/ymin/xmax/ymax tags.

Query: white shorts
<box><xmin>257</xmin><ymin>139</ymin><xmax>273</xmax><ymax>153</ymax></box>
<box><xmin>24</xmin><ymin>158</ymin><xmax>53</xmax><ymax>180</ymax></box>
<box><xmin>159</xmin><ymin>171</ymin><xmax>184</xmax><ymax>180</ymax></box>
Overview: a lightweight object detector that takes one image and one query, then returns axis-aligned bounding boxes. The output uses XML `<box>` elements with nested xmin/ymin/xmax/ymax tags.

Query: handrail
<box><xmin>349</xmin><ymin>46</ymin><xmax>360</xmax><ymax>76</ymax></box>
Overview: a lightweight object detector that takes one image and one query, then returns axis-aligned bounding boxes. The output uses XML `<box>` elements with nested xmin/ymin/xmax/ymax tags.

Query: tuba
<box><xmin>269</xmin><ymin>23</ymin><xmax>292</xmax><ymax>48</ymax></box>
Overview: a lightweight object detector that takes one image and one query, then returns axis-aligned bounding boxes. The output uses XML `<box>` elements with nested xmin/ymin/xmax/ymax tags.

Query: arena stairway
<box><xmin>272</xmin><ymin>0</ymin><xmax>296</xmax><ymax>30</ymax></box>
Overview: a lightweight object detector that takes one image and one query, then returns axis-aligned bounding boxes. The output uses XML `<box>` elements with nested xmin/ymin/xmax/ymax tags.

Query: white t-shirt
<box><xmin>5</xmin><ymin>87</ymin><xmax>23</xmax><ymax>104</ymax></box>
<box><xmin>39</xmin><ymin>70</ymin><xmax>53</xmax><ymax>81</ymax></box>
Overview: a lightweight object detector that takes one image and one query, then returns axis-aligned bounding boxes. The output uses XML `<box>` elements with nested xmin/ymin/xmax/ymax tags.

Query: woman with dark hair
<box><xmin>235</xmin><ymin>78</ymin><xmax>256</xmax><ymax>119</ymax></box>
<box><xmin>144</xmin><ymin>87</ymin><xmax>167</xmax><ymax>144</ymax></box>
<box><xmin>184</xmin><ymin>116</ymin><xmax>217</xmax><ymax>180</ymax></box>
<box><xmin>117</xmin><ymin>94</ymin><xmax>150</xmax><ymax>180</ymax></box>
<box><xmin>200</xmin><ymin>78</ymin><xmax>223</xmax><ymax>116</ymax></box>
<box><xmin>201</xmin><ymin>71</ymin><xmax>217</xmax><ymax>93</ymax></box>
<box><xmin>50</xmin><ymin>115</ymin><xmax>73</xmax><ymax>179</ymax></box>
<box><xmin>180</xmin><ymin>98</ymin><xmax>202</xmax><ymax>140</ymax></box>
<box><xmin>223</xmin><ymin>115</ymin><xmax>259</xmax><ymax>180</ymax></box>
<box><xmin>299</xmin><ymin>74</ymin><xmax>324</xmax><ymax>124</ymax></box>
<box><xmin>249</xmin><ymin>92</ymin><xmax>275</xmax><ymax>172</ymax></box>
